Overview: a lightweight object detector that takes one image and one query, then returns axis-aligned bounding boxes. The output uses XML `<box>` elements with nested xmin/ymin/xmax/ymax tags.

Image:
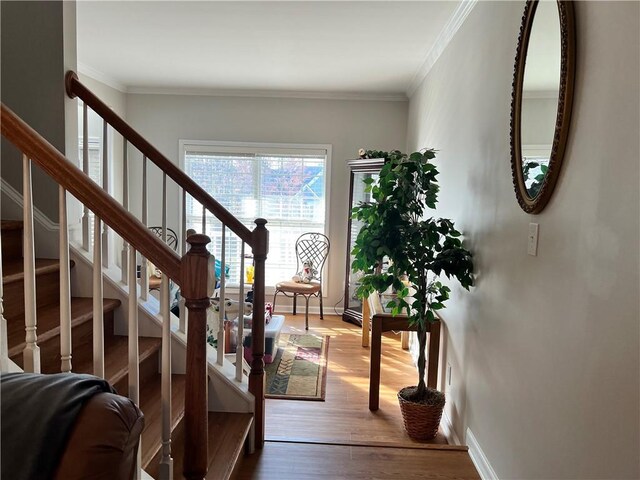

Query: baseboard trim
<box><xmin>1</xmin><ymin>178</ymin><xmax>59</xmax><ymax>231</ymax></box>
<box><xmin>441</xmin><ymin>411</ymin><xmax>462</xmax><ymax>446</ymax></box>
<box><xmin>466</xmin><ymin>428</ymin><xmax>499</xmax><ymax>480</ymax></box>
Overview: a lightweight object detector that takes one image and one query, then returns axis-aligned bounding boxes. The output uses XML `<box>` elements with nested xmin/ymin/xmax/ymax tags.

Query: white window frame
<box><xmin>178</xmin><ymin>140</ymin><xmax>332</xmax><ymax>294</ymax></box>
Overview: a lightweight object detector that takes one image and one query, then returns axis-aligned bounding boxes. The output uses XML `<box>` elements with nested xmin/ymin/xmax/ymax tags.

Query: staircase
<box><xmin>1</xmin><ymin>220</ymin><xmax>252</xmax><ymax>478</ymax></box>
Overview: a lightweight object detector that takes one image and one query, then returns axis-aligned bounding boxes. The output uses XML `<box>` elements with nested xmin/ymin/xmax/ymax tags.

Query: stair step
<box><xmin>1</xmin><ymin>258</ymin><xmax>60</xmax><ymax>284</ymax></box>
<box><xmin>7</xmin><ymin>297</ymin><xmax>120</xmax><ymax>358</ymax></box>
<box><xmin>2</xmin><ymin>258</ymin><xmax>74</xmax><ymax>320</ymax></box>
<box><xmin>1</xmin><ymin>220</ymin><xmax>23</xmax><ymax>261</ymax></box>
<box><xmin>140</xmin><ymin>373</ymin><xmax>187</xmax><ymax>469</ymax></box>
<box><xmin>166</xmin><ymin>412</ymin><xmax>253</xmax><ymax>480</ymax></box>
<box><xmin>70</xmin><ymin>334</ymin><xmax>162</xmax><ymax>388</ymax></box>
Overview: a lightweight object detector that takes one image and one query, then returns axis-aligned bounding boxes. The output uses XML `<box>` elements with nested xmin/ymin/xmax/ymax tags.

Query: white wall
<box><xmin>407</xmin><ymin>2</ymin><xmax>639</xmax><ymax>479</ymax></box>
<box><xmin>125</xmin><ymin>93</ymin><xmax>408</xmax><ymax>310</ymax></box>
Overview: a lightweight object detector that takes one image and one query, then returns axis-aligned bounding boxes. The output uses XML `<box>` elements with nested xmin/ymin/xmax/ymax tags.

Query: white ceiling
<box><xmin>76</xmin><ymin>1</ymin><xmax>463</xmax><ymax>98</ymax></box>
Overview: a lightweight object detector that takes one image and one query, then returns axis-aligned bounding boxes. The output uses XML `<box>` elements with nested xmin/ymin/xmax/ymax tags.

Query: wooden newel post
<box><xmin>181</xmin><ymin>234</ymin><xmax>211</xmax><ymax>480</ymax></box>
<box><xmin>250</xmin><ymin>218</ymin><xmax>268</xmax><ymax>449</ymax></box>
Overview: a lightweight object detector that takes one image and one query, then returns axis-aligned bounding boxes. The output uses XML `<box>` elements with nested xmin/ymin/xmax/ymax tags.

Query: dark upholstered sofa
<box><xmin>54</xmin><ymin>392</ymin><xmax>144</xmax><ymax>480</ymax></box>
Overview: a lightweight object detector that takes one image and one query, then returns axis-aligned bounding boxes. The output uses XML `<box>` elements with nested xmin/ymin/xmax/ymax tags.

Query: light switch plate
<box><xmin>528</xmin><ymin>223</ymin><xmax>539</xmax><ymax>256</ymax></box>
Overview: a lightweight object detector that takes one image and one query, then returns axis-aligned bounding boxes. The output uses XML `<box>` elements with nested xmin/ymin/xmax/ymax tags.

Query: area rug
<box><xmin>265</xmin><ymin>333</ymin><xmax>329</xmax><ymax>401</ymax></box>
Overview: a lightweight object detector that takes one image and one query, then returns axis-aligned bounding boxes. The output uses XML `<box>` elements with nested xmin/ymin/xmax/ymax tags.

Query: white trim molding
<box><xmin>128</xmin><ymin>85</ymin><xmax>407</xmax><ymax>102</ymax></box>
<box><xmin>441</xmin><ymin>411</ymin><xmax>462</xmax><ymax>446</ymax></box>
<box><xmin>406</xmin><ymin>0</ymin><xmax>478</xmax><ymax>97</ymax></box>
<box><xmin>467</xmin><ymin>428</ymin><xmax>499</xmax><ymax>480</ymax></box>
<box><xmin>1</xmin><ymin>178</ymin><xmax>59</xmax><ymax>231</ymax></box>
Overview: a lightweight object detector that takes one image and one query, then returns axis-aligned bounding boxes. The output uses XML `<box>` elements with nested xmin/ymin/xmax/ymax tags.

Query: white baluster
<box><xmin>201</xmin><ymin>204</ymin><xmax>206</xmax><ymax>234</ymax></box>
<box><xmin>127</xmin><ymin>245</ymin><xmax>141</xmax><ymax>476</ymax></box>
<box><xmin>217</xmin><ymin>224</ymin><xmax>226</xmax><ymax>366</ymax></box>
<box><xmin>236</xmin><ymin>242</ymin><xmax>245</xmax><ymax>381</ymax></box>
<box><xmin>101</xmin><ymin>120</ymin><xmax>110</xmax><ymax>268</ymax></box>
<box><xmin>0</xmin><ymin>234</ymin><xmax>8</xmax><ymax>373</ymax></box>
<box><xmin>82</xmin><ymin>102</ymin><xmax>90</xmax><ymax>251</ymax></box>
<box><xmin>178</xmin><ymin>189</ymin><xmax>187</xmax><ymax>334</ymax></box>
<box><xmin>162</xmin><ymin>174</ymin><xmax>167</xmax><ymax>243</ymax></box>
<box><xmin>22</xmin><ymin>155</ymin><xmax>40</xmax><ymax>373</ymax></box>
<box><xmin>159</xmin><ymin>272</ymin><xmax>173</xmax><ymax>479</ymax></box>
<box><xmin>140</xmin><ymin>156</ymin><xmax>149</xmax><ymax>301</ymax></box>
<box><xmin>59</xmin><ymin>187</ymin><xmax>72</xmax><ymax>372</ymax></box>
<box><xmin>93</xmin><ymin>216</ymin><xmax>105</xmax><ymax>378</ymax></box>
<box><xmin>121</xmin><ymin>139</ymin><xmax>129</xmax><ymax>285</ymax></box>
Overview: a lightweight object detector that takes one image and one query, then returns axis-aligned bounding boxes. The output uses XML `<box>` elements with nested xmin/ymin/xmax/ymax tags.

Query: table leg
<box><xmin>369</xmin><ymin>318</ymin><xmax>382</xmax><ymax>411</ymax></box>
<box><xmin>427</xmin><ymin>320</ymin><xmax>441</xmax><ymax>389</ymax></box>
<box><xmin>361</xmin><ymin>297</ymin><xmax>370</xmax><ymax>347</ymax></box>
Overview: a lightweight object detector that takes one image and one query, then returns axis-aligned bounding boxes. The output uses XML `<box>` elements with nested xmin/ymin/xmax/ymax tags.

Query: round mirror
<box><xmin>510</xmin><ymin>0</ymin><xmax>575</xmax><ymax>214</ymax></box>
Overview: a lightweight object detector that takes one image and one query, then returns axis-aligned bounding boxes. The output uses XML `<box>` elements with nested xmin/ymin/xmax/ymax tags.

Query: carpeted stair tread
<box><xmin>140</xmin><ymin>373</ymin><xmax>187</xmax><ymax>469</ymax></box>
<box><xmin>167</xmin><ymin>411</ymin><xmax>253</xmax><ymax>480</ymax></box>
<box><xmin>1</xmin><ymin>258</ymin><xmax>62</xmax><ymax>284</ymax></box>
<box><xmin>64</xmin><ymin>334</ymin><xmax>162</xmax><ymax>386</ymax></box>
<box><xmin>7</xmin><ymin>297</ymin><xmax>121</xmax><ymax>358</ymax></box>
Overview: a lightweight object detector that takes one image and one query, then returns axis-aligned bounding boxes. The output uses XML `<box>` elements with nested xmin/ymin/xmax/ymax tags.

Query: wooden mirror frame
<box><xmin>510</xmin><ymin>0</ymin><xmax>576</xmax><ymax>214</ymax></box>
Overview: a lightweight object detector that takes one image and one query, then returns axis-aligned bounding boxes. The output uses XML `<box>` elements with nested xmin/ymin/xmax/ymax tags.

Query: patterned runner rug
<box><xmin>265</xmin><ymin>333</ymin><xmax>330</xmax><ymax>401</ymax></box>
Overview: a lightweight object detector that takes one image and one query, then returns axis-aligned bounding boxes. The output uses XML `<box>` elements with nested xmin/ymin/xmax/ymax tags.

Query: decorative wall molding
<box><xmin>78</xmin><ymin>62</ymin><xmax>128</xmax><ymax>93</ymax></box>
<box><xmin>127</xmin><ymin>85</ymin><xmax>408</xmax><ymax>102</ymax></box>
<box><xmin>1</xmin><ymin>178</ymin><xmax>59</xmax><ymax>231</ymax></box>
<box><xmin>441</xmin><ymin>411</ymin><xmax>462</xmax><ymax>446</ymax></box>
<box><xmin>406</xmin><ymin>0</ymin><xmax>478</xmax><ymax>97</ymax></box>
<box><xmin>467</xmin><ymin>428</ymin><xmax>499</xmax><ymax>480</ymax></box>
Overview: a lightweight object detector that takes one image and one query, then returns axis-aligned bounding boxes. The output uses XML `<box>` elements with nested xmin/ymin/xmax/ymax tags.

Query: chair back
<box><xmin>295</xmin><ymin>233</ymin><xmax>330</xmax><ymax>281</ymax></box>
<box><xmin>148</xmin><ymin>226</ymin><xmax>179</xmax><ymax>251</ymax></box>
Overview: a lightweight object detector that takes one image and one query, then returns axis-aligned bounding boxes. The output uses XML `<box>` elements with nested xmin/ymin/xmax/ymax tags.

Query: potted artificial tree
<box><xmin>351</xmin><ymin>148</ymin><xmax>474</xmax><ymax>440</ymax></box>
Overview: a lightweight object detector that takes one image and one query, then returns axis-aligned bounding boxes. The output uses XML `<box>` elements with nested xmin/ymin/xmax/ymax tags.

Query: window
<box><xmin>181</xmin><ymin>141</ymin><xmax>330</xmax><ymax>287</ymax></box>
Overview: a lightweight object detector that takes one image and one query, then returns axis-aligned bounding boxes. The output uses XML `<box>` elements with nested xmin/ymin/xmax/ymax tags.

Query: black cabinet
<box><xmin>342</xmin><ymin>158</ymin><xmax>384</xmax><ymax>326</ymax></box>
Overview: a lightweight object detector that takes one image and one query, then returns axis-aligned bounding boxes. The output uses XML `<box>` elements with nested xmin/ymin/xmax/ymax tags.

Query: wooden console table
<box><xmin>364</xmin><ymin>293</ymin><xmax>441</xmax><ymax>411</ymax></box>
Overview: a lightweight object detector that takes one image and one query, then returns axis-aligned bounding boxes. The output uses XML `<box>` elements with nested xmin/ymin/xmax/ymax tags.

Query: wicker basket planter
<box><xmin>397</xmin><ymin>386</ymin><xmax>445</xmax><ymax>440</ymax></box>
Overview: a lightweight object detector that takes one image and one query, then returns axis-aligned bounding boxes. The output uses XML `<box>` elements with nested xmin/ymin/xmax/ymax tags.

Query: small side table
<box><xmin>365</xmin><ymin>293</ymin><xmax>441</xmax><ymax>411</ymax></box>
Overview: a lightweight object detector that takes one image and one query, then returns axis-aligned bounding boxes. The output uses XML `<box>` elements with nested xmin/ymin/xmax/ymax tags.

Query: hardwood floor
<box><xmin>237</xmin><ymin>312</ymin><xmax>480</xmax><ymax>479</ymax></box>
<box><xmin>265</xmin><ymin>313</ymin><xmax>448</xmax><ymax>448</ymax></box>
<box><xmin>235</xmin><ymin>442</ymin><xmax>480</xmax><ymax>480</ymax></box>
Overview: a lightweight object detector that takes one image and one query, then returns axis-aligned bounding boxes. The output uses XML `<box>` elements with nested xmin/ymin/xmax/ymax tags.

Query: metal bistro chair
<box><xmin>147</xmin><ymin>226</ymin><xmax>178</xmax><ymax>290</ymax></box>
<box><xmin>273</xmin><ymin>232</ymin><xmax>330</xmax><ymax>330</ymax></box>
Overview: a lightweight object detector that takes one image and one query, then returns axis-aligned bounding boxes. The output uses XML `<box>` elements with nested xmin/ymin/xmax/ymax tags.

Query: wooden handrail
<box><xmin>1</xmin><ymin>103</ymin><xmax>182</xmax><ymax>282</ymax></box>
<box><xmin>65</xmin><ymin>71</ymin><xmax>254</xmax><ymax>246</ymax></box>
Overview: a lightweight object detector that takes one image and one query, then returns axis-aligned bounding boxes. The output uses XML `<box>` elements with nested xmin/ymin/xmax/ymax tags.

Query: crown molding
<box><xmin>406</xmin><ymin>0</ymin><xmax>478</xmax><ymax>97</ymax></box>
<box><xmin>126</xmin><ymin>85</ymin><xmax>408</xmax><ymax>102</ymax></box>
<box><xmin>77</xmin><ymin>62</ymin><xmax>128</xmax><ymax>93</ymax></box>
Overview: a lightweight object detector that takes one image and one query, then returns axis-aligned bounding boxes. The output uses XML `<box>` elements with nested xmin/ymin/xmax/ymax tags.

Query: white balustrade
<box><xmin>82</xmin><ymin>102</ymin><xmax>90</xmax><ymax>251</ymax></box>
<box><xmin>22</xmin><ymin>155</ymin><xmax>40</xmax><ymax>373</ymax></box>
<box><xmin>127</xmin><ymin>245</ymin><xmax>141</xmax><ymax>476</ymax></box>
<box><xmin>160</xmin><ymin>272</ymin><xmax>173</xmax><ymax>479</ymax></box>
<box><xmin>179</xmin><ymin>189</ymin><xmax>187</xmax><ymax>334</ymax></box>
<box><xmin>101</xmin><ymin>120</ymin><xmax>110</xmax><ymax>267</ymax></box>
<box><xmin>217</xmin><ymin>224</ymin><xmax>226</xmax><ymax>366</ymax></box>
<box><xmin>59</xmin><ymin>186</ymin><xmax>72</xmax><ymax>372</ymax></box>
<box><xmin>93</xmin><ymin>216</ymin><xmax>105</xmax><ymax>378</ymax></box>
<box><xmin>121</xmin><ymin>139</ymin><xmax>129</xmax><ymax>285</ymax></box>
<box><xmin>236</xmin><ymin>242</ymin><xmax>245</xmax><ymax>381</ymax></box>
<box><xmin>140</xmin><ymin>155</ymin><xmax>149</xmax><ymax>301</ymax></box>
